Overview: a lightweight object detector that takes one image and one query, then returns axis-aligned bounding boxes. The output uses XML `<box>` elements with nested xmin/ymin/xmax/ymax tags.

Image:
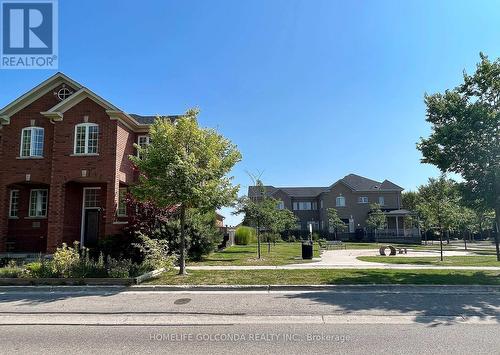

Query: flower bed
<box><xmin>0</xmin><ymin>238</ymin><xmax>173</xmax><ymax>285</ymax></box>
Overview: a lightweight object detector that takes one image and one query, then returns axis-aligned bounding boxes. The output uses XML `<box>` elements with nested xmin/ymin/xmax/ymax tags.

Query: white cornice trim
<box><xmin>0</xmin><ymin>73</ymin><xmax>83</xmax><ymax>119</ymax></box>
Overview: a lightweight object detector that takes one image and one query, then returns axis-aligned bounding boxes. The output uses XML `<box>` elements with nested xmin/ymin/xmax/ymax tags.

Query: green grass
<box><xmin>147</xmin><ymin>269</ymin><xmax>500</xmax><ymax>285</ymax></box>
<box><xmin>358</xmin><ymin>255</ymin><xmax>500</xmax><ymax>267</ymax></box>
<box><xmin>189</xmin><ymin>242</ymin><xmax>320</xmax><ymax>266</ymax></box>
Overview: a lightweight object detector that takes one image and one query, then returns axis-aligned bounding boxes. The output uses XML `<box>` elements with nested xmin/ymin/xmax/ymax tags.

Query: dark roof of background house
<box><xmin>129</xmin><ymin>114</ymin><xmax>179</xmax><ymax>125</ymax></box>
<box><xmin>279</xmin><ymin>187</ymin><xmax>329</xmax><ymax>197</ymax></box>
<box><xmin>339</xmin><ymin>174</ymin><xmax>381</xmax><ymax>190</ymax></box>
<box><xmin>248</xmin><ymin>185</ymin><xmax>278</xmax><ymax>198</ymax></box>
<box><xmin>247</xmin><ymin>174</ymin><xmax>403</xmax><ymax>198</ymax></box>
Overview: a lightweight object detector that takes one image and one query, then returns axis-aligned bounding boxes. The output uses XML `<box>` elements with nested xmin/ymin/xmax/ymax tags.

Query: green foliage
<box><xmin>129</xmin><ymin>108</ymin><xmax>241</xmax><ymax>273</ymax></box>
<box><xmin>0</xmin><ymin>260</ymin><xmax>24</xmax><ymax>278</ymax></box>
<box><xmin>417</xmin><ymin>53</ymin><xmax>500</xmax><ymax>239</ymax></box>
<box><xmin>133</xmin><ymin>234</ymin><xmax>176</xmax><ymax>271</ymax></box>
<box><xmin>52</xmin><ymin>242</ymin><xmax>81</xmax><ymax>278</ymax></box>
<box><xmin>327</xmin><ymin>208</ymin><xmax>346</xmax><ymax>233</ymax></box>
<box><xmin>366</xmin><ymin>203</ymin><xmax>387</xmax><ymax>231</ymax></box>
<box><xmin>235</xmin><ymin>226</ymin><xmax>256</xmax><ymax>245</ymax></box>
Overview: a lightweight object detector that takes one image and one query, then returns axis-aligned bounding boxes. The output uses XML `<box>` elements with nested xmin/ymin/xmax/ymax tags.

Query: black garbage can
<box><xmin>301</xmin><ymin>241</ymin><xmax>313</xmax><ymax>259</ymax></box>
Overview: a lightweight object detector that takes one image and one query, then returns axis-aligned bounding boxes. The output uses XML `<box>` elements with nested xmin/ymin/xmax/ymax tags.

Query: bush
<box><xmin>133</xmin><ymin>234</ymin><xmax>175</xmax><ymax>271</ymax></box>
<box><xmin>0</xmin><ymin>261</ymin><xmax>24</xmax><ymax>278</ymax></box>
<box><xmin>25</xmin><ymin>261</ymin><xmax>58</xmax><ymax>278</ymax></box>
<box><xmin>235</xmin><ymin>226</ymin><xmax>256</xmax><ymax>245</ymax></box>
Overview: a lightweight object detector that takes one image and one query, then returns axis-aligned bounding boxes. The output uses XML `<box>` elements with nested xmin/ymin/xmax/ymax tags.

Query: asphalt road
<box><xmin>0</xmin><ymin>286</ymin><xmax>499</xmax><ymax>354</ymax></box>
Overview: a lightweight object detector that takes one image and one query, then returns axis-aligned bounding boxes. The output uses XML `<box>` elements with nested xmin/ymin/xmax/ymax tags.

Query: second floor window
<box><xmin>379</xmin><ymin>196</ymin><xmax>385</xmax><ymax>206</ymax></box>
<box><xmin>293</xmin><ymin>201</ymin><xmax>312</xmax><ymax>210</ymax></box>
<box><xmin>336</xmin><ymin>196</ymin><xmax>346</xmax><ymax>207</ymax></box>
<box><xmin>29</xmin><ymin>189</ymin><xmax>48</xmax><ymax>217</ymax></box>
<box><xmin>20</xmin><ymin>127</ymin><xmax>44</xmax><ymax>157</ymax></box>
<box><xmin>75</xmin><ymin>123</ymin><xmax>99</xmax><ymax>155</ymax></box>
<box><xmin>137</xmin><ymin>135</ymin><xmax>150</xmax><ymax>158</ymax></box>
<box><xmin>358</xmin><ymin>196</ymin><xmax>369</xmax><ymax>204</ymax></box>
<box><xmin>277</xmin><ymin>201</ymin><xmax>284</xmax><ymax>210</ymax></box>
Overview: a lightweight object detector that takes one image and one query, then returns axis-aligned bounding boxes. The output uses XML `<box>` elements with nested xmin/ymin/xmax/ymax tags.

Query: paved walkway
<box><xmin>186</xmin><ymin>249</ymin><xmax>500</xmax><ymax>271</ymax></box>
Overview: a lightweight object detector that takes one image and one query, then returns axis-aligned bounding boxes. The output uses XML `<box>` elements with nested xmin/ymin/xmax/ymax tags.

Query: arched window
<box><xmin>336</xmin><ymin>196</ymin><xmax>346</xmax><ymax>207</ymax></box>
<box><xmin>20</xmin><ymin>127</ymin><xmax>44</xmax><ymax>157</ymax></box>
<box><xmin>74</xmin><ymin>123</ymin><xmax>99</xmax><ymax>155</ymax></box>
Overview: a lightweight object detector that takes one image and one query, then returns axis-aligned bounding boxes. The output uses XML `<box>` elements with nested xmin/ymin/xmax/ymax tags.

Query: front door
<box><xmin>83</xmin><ymin>209</ymin><xmax>100</xmax><ymax>248</ymax></box>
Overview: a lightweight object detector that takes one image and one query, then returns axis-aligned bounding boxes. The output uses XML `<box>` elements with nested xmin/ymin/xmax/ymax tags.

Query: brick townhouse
<box><xmin>0</xmin><ymin>73</ymin><xmax>174</xmax><ymax>253</ymax></box>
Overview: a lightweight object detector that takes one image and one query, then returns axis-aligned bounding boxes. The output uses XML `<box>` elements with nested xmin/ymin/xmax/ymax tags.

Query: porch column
<box><xmin>0</xmin><ymin>185</ymin><xmax>8</xmax><ymax>252</ymax></box>
<box><xmin>396</xmin><ymin>216</ymin><xmax>399</xmax><ymax>236</ymax></box>
<box><xmin>47</xmin><ymin>184</ymin><xmax>66</xmax><ymax>252</ymax></box>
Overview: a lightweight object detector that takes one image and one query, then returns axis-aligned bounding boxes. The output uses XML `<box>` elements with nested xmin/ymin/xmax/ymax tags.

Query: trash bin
<box><xmin>301</xmin><ymin>241</ymin><xmax>313</xmax><ymax>259</ymax></box>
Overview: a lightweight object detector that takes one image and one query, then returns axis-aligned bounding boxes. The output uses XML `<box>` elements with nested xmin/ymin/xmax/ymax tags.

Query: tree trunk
<box><xmin>178</xmin><ymin>205</ymin><xmax>187</xmax><ymax>275</ymax></box>
<box><xmin>495</xmin><ymin>205</ymin><xmax>500</xmax><ymax>262</ymax></box>
<box><xmin>257</xmin><ymin>221</ymin><xmax>261</xmax><ymax>259</ymax></box>
<box><xmin>464</xmin><ymin>230</ymin><xmax>467</xmax><ymax>251</ymax></box>
<box><xmin>439</xmin><ymin>229</ymin><xmax>444</xmax><ymax>262</ymax></box>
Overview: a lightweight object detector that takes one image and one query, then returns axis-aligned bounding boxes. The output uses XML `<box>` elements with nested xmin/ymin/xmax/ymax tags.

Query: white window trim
<box><xmin>9</xmin><ymin>190</ymin><xmax>19</xmax><ymax>218</ymax></box>
<box><xmin>80</xmin><ymin>187</ymin><xmax>102</xmax><ymax>245</ymax></box>
<box><xmin>137</xmin><ymin>135</ymin><xmax>150</xmax><ymax>157</ymax></box>
<box><xmin>74</xmin><ymin>123</ymin><xmax>99</xmax><ymax>155</ymax></box>
<box><xmin>117</xmin><ymin>187</ymin><xmax>128</xmax><ymax>217</ymax></box>
<box><xmin>336</xmin><ymin>196</ymin><xmax>346</xmax><ymax>207</ymax></box>
<box><xmin>29</xmin><ymin>189</ymin><xmax>48</xmax><ymax>218</ymax></box>
<box><xmin>379</xmin><ymin>196</ymin><xmax>385</xmax><ymax>206</ymax></box>
<box><xmin>358</xmin><ymin>196</ymin><xmax>369</xmax><ymax>204</ymax></box>
<box><xmin>20</xmin><ymin>127</ymin><xmax>44</xmax><ymax>158</ymax></box>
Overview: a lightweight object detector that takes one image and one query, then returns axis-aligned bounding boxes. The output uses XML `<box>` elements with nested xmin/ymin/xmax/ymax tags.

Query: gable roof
<box><xmin>248</xmin><ymin>174</ymin><xmax>403</xmax><ymax>198</ymax></box>
<box><xmin>0</xmin><ymin>72</ymin><xmax>178</xmax><ymax>132</ymax></box>
<box><xmin>0</xmin><ymin>72</ymin><xmax>83</xmax><ymax>124</ymax></box>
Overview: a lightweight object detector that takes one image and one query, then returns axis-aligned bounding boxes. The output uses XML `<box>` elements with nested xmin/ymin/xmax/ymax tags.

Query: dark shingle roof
<box><xmin>380</xmin><ymin>179</ymin><xmax>404</xmax><ymax>191</ymax></box>
<box><xmin>279</xmin><ymin>187</ymin><xmax>329</xmax><ymax>197</ymax></box>
<box><xmin>339</xmin><ymin>174</ymin><xmax>385</xmax><ymax>191</ymax></box>
<box><xmin>129</xmin><ymin>114</ymin><xmax>179</xmax><ymax>125</ymax></box>
<box><xmin>248</xmin><ymin>174</ymin><xmax>404</xmax><ymax>198</ymax></box>
<box><xmin>248</xmin><ymin>185</ymin><xmax>277</xmax><ymax>198</ymax></box>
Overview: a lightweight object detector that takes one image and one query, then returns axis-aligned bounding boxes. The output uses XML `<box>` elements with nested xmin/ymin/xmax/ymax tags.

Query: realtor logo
<box><xmin>1</xmin><ymin>0</ymin><xmax>58</xmax><ymax>69</ymax></box>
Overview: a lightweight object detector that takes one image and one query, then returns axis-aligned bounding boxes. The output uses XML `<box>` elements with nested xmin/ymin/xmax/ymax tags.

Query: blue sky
<box><xmin>1</xmin><ymin>0</ymin><xmax>500</xmax><ymax>226</ymax></box>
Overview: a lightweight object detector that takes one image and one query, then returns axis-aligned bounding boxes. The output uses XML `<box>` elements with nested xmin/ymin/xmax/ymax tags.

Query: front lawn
<box><xmin>189</xmin><ymin>242</ymin><xmax>320</xmax><ymax>266</ymax></box>
<box><xmin>147</xmin><ymin>269</ymin><xmax>500</xmax><ymax>285</ymax></box>
<box><xmin>358</xmin><ymin>255</ymin><xmax>500</xmax><ymax>267</ymax></box>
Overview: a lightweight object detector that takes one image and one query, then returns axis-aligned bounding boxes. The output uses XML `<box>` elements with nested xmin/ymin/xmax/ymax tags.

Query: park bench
<box><xmin>324</xmin><ymin>240</ymin><xmax>346</xmax><ymax>250</ymax></box>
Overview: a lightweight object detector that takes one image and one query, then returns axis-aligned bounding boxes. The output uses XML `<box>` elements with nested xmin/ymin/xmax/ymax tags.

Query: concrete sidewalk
<box><xmin>186</xmin><ymin>248</ymin><xmax>500</xmax><ymax>271</ymax></box>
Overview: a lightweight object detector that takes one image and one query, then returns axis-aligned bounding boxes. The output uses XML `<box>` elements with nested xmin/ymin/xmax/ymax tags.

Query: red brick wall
<box><xmin>0</xmin><ymin>85</ymin><xmax>141</xmax><ymax>253</ymax></box>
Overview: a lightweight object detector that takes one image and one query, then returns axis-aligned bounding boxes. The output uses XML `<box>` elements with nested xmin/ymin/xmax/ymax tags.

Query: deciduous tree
<box><xmin>418</xmin><ymin>53</ymin><xmax>500</xmax><ymax>260</ymax></box>
<box><xmin>130</xmin><ymin>109</ymin><xmax>241</xmax><ymax>274</ymax></box>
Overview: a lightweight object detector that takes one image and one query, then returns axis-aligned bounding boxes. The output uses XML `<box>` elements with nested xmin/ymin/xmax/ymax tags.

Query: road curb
<box><xmin>127</xmin><ymin>284</ymin><xmax>500</xmax><ymax>293</ymax></box>
<box><xmin>1</xmin><ymin>284</ymin><xmax>500</xmax><ymax>293</ymax></box>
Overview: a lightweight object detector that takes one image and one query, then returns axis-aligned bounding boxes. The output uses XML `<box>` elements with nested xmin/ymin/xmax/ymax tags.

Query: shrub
<box><xmin>25</xmin><ymin>261</ymin><xmax>58</xmax><ymax>278</ymax></box>
<box><xmin>0</xmin><ymin>261</ymin><xmax>24</xmax><ymax>278</ymax></box>
<box><xmin>133</xmin><ymin>234</ymin><xmax>175</xmax><ymax>271</ymax></box>
<box><xmin>235</xmin><ymin>226</ymin><xmax>256</xmax><ymax>245</ymax></box>
<box><xmin>52</xmin><ymin>242</ymin><xmax>81</xmax><ymax>277</ymax></box>
<box><xmin>107</xmin><ymin>257</ymin><xmax>133</xmax><ymax>278</ymax></box>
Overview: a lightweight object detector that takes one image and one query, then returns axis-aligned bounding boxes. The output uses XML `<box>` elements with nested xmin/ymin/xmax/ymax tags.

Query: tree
<box><xmin>234</xmin><ymin>180</ymin><xmax>297</xmax><ymax>257</ymax></box>
<box><xmin>401</xmin><ymin>191</ymin><xmax>420</xmax><ymax>212</ymax></box>
<box><xmin>130</xmin><ymin>109</ymin><xmax>241</xmax><ymax>274</ymax></box>
<box><xmin>327</xmin><ymin>208</ymin><xmax>345</xmax><ymax>240</ymax></box>
<box><xmin>365</xmin><ymin>203</ymin><xmax>387</xmax><ymax>240</ymax></box>
<box><xmin>416</xmin><ymin>175</ymin><xmax>461</xmax><ymax>260</ymax></box>
<box><xmin>417</xmin><ymin>53</ymin><xmax>500</xmax><ymax>260</ymax></box>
